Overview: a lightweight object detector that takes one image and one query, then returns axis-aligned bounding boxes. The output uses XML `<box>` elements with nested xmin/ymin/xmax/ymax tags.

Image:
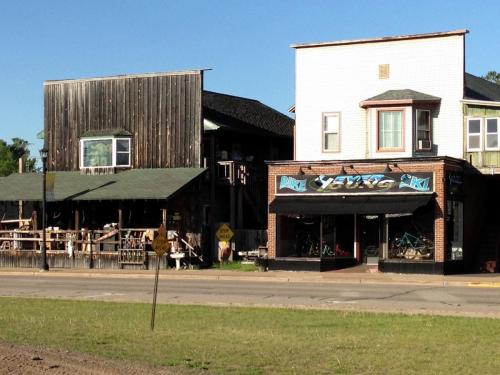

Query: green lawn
<box><xmin>0</xmin><ymin>297</ymin><xmax>499</xmax><ymax>374</ymax></box>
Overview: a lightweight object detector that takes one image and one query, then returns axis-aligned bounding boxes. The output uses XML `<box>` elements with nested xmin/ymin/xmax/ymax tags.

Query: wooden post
<box><xmin>32</xmin><ymin>210</ymin><xmax>38</xmax><ymax>251</ymax></box>
<box><xmin>74</xmin><ymin>208</ymin><xmax>80</xmax><ymax>252</ymax></box>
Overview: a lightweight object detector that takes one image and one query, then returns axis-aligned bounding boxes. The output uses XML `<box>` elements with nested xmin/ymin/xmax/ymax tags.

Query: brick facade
<box><xmin>267</xmin><ymin>158</ymin><xmax>464</xmax><ymax>272</ymax></box>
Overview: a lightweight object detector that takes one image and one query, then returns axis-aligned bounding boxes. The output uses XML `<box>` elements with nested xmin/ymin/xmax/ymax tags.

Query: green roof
<box><xmin>0</xmin><ymin>168</ymin><xmax>206</xmax><ymax>202</ymax></box>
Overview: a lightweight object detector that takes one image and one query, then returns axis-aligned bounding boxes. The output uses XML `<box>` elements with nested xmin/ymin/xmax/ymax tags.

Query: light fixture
<box><xmin>298</xmin><ymin>167</ymin><xmax>305</xmax><ymax>175</ymax></box>
<box><xmin>339</xmin><ymin>166</ymin><xmax>347</xmax><ymax>175</ymax></box>
<box><xmin>383</xmin><ymin>163</ymin><xmax>392</xmax><ymax>173</ymax></box>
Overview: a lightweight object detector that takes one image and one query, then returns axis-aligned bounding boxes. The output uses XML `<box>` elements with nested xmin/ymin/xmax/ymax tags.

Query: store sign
<box><xmin>276</xmin><ymin>172</ymin><xmax>433</xmax><ymax>195</ymax></box>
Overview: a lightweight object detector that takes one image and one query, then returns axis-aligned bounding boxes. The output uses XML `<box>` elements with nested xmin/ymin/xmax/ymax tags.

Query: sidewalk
<box><xmin>1</xmin><ymin>267</ymin><xmax>500</xmax><ymax>288</ymax></box>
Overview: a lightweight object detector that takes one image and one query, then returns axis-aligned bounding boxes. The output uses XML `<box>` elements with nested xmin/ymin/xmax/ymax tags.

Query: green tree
<box><xmin>0</xmin><ymin>138</ymin><xmax>37</xmax><ymax>176</ymax></box>
<box><xmin>482</xmin><ymin>70</ymin><xmax>500</xmax><ymax>85</ymax></box>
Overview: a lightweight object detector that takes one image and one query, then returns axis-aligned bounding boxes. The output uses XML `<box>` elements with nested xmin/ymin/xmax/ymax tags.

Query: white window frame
<box><xmin>466</xmin><ymin>118</ymin><xmax>482</xmax><ymax>152</ymax></box>
<box><xmin>322</xmin><ymin>112</ymin><xmax>341</xmax><ymax>152</ymax></box>
<box><xmin>415</xmin><ymin>109</ymin><xmax>432</xmax><ymax>151</ymax></box>
<box><xmin>485</xmin><ymin>117</ymin><xmax>500</xmax><ymax>151</ymax></box>
<box><xmin>79</xmin><ymin>137</ymin><xmax>131</xmax><ymax>168</ymax></box>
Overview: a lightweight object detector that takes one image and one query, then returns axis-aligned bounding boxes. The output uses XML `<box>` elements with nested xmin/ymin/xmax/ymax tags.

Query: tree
<box><xmin>482</xmin><ymin>71</ymin><xmax>500</xmax><ymax>85</ymax></box>
<box><xmin>0</xmin><ymin>138</ymin><xmax>37</xmax><ymax>176</ymax></box>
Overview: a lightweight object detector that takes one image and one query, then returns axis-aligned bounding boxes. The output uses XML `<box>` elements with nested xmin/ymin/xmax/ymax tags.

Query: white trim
<box><xmin>466</xmin><ymin>118</ymin><xmax>483</xmax><ymax>152</ymax></box>
<box><xmin>461</xmin><ymin>99</ymin><xmax>500</xmax><ymax>108</ymax></box>
<box><xmin>485</xmin><ymin>117</ymin><xmax>500</xmax><ymax>151</ymax></box>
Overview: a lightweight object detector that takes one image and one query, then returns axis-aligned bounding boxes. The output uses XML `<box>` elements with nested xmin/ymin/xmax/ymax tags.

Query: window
<box><xmin>415</xmin><ymin>109</ymin><xmax>432</xmax><ymax>151</ymax></box>
<box><xmin>467</xmin><ymin>118</ymin><xmax>482</xmax><ymax>151</ymax></box>
<box><xmin>485</xmin><ymin>118</ymin><xmax>499</xmax><ymax>151</ymax></box>
<box><xmin>80</xmin><ymin>137</ymin><xmax>131</xmax><ymax>168</ymax></box>
<box><xmin>378</xmin><ymin>110</ymin><xmax>403</xmax><ymax>150</ymax></box>
<box><xmin>323</xmin><ymin>112</ymin><xmax>340</xmax><ymax>152</ymax></box>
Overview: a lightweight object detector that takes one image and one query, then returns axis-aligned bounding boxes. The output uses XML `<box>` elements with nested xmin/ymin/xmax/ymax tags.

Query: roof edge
<box><xmin>360</xmin><ymin>98</ymin><xmax>441</xmax><ymax>108</ymax></box>
<box><xmin>461</xmin><ymin>99</ymin><xmax>500</xmax><ymax>107</ymax></box>
<box><xmin>44</xmin><ymin>69</ymin><xmax>209</xmax><ymax>85</ymax></box>
<box><xmin>291</xmin><ymin>29</ymin><xmax>468</xmax><ymax>49</ymax></box>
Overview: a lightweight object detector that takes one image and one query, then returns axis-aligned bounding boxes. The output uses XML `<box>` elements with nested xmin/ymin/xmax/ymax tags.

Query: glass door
<box><xmin>361</xmin><ymin>215</ymin><xmax>380</xmax><ymax>265</ymax></box>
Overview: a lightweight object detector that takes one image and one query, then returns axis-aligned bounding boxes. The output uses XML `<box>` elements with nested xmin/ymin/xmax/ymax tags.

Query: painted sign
<box><xmin>276</xmin><ymin>172</ymin><xmax>433</xmax><ymax>195</ymax></box>
<box><xmin>216</xmin><ymin>223</ymin><xmax>234</xmax><ymax>241</ymax></box>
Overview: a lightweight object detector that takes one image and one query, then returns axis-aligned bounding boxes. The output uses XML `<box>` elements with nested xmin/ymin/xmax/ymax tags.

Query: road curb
<box><xmin>0</xmin><ymin>269</ymin><xmax>496</xmax><ymax>288</ymax></box>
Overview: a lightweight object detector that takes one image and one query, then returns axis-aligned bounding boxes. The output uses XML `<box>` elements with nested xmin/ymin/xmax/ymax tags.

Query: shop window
<box><xmin>378</xmin><ymin>110</ymin><xmax>403</xmax><ymax>151</ymax></box>
<box><xmin>467</xmin><ymin>118</ymin><xmax>482</xmax><ymax>151</ymax></box>
<box><xmin>485</xmin><ymin>118</ymin><xmax>499</xmax><ymax>151</ymax></box>
<box><xmin>277</xmin><ymin>214</ymin><xmax>354</xmax><ymax>258</ymax></box>
<box><xmin>387</xmin><ymin>203</ymin><xmax>434</xmax><ymax>260</ymax></box>
<box><xmin>80</xmin><ymin>137</ymin><xmax>131</xmax><ymax>168</ymax></box>
<box><xmin>323</xmin><ymin>112</ymin><xmax>341</xmax><ymax>152</ymax></box>
<box><xmin>415</xmin><ymin>109</ymin><xmax>432</xmax><ymax>151</ymax></box>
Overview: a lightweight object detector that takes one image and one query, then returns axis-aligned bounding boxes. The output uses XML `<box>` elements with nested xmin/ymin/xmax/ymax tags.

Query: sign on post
<box><xmin>216</xmin><ymin>223</ymin><xmax>234</xmax><ymax>242</ymax></box>
<box><xmin>151</xmin><ymin>224</ymin><xmax>170</xmax><ymax>331</ymax></box>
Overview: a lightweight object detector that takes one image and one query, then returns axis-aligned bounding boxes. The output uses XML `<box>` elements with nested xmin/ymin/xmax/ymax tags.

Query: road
<box><xmin>1</xmin><ymin>274</ymin><xmax>499</xmax><ymax>317</ymax></box>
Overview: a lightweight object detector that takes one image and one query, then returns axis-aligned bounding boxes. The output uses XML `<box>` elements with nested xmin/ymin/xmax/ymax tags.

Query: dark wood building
<box><xmin>0</xmin><ymin>70</ymin><xmax>293</xmax><ymax>267</ymax></box>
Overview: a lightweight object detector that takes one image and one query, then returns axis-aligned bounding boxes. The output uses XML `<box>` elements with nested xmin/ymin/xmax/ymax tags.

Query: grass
<box><xmin>0</xmin><ymin>297</ymin><xmax>499</xmax><ymax>374</ymax></box>
<box><xmin>213</xmin><ymin>260</ymin><xmax>258</xmax><ymax>272</ymax></box>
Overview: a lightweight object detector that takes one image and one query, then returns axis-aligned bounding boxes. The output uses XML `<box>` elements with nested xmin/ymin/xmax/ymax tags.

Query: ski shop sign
<box><xmin>276</xmin><ymin>172</ymin><xmax>433</xmax><ymax>195</ymax></box>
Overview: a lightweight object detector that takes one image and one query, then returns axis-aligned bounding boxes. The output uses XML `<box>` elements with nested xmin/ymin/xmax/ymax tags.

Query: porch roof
<box><xmin>0</xmin><ymin>168</ymin><xmax>206</xmax><ymax>202</ymax></box>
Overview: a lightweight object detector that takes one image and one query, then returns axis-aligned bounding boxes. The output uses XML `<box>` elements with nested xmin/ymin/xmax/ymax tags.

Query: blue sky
<box><xmin>1</xmin><ymin>0</ymin><xmax>499</xmax><ymax>159</ymax></box>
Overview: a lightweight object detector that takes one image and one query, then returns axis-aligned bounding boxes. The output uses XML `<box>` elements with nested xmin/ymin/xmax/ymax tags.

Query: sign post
<box><xmin>216</xmin><ymin>223</ymin><xmax>234</xmax><ymax>262</ymax></box>
<box><xmin>151</xmin><ymin>224</ymin><xmax>170</xmax><ymax>331</ymax></box>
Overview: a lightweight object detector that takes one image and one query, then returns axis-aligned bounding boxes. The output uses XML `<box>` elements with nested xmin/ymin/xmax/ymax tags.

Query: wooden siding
<box><xmin>463</xmin><ymin>104</ymin><xmax>500</xmax><ymax>168</ymax></box>
<box><xmin>44</xmin><ymin>71</ymin><xmax>203</xmax><ymax>171</ymax></box>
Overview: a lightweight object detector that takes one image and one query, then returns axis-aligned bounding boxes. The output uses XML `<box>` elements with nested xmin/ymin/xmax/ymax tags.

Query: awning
<box><xmin>0</xmin><ymin>168</ymin><xmax>206</xmax><ymax>202</ymax></box>
<box><xmin>269</xmin><ymin>194</ymin><xmax>434</xmax><ymax>215</ymax></box>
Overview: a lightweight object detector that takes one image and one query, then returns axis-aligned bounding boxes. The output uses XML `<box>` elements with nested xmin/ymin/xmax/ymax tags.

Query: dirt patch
<box><xmin>0</xmin><ymin>342</ymin><xmax>202</xmax><ymax>375</ymax></box>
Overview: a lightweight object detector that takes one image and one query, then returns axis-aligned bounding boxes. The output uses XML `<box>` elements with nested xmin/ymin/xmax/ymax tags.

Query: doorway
<box><xmin>361</xmin><ymin>215</ymin><xmax>380</xmax><ymax>265</ymax></box>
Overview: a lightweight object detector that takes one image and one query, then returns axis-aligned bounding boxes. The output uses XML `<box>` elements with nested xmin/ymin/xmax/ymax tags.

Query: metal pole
<box><xmin>40</xmin><ymin>149</ymin><xmax>49</xmax><ymax>271</ymax></box>
<box><xmin>150</xmin><ymin>257</ymin><xmax>160</xmax><ymax>330</ymax></box>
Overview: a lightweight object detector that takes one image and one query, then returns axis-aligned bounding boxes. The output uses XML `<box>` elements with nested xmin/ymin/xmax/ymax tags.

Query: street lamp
<box><xmin>39</xmin><ymin>148</ymin><xmax>49</xmax><ymax>271</ymax></box>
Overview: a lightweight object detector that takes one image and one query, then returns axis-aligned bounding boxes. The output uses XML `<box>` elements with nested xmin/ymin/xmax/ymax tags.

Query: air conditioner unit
<box><xmin>418</xmin><ymin>140</ymin><xmax>431</xmax><ymax>150</ymax></box>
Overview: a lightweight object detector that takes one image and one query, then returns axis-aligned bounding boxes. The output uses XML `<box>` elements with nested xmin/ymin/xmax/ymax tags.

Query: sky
<box><xmin>1</xmin><ymin>0</ymin><xmax>499</xmax><ymax>160</ymax></box>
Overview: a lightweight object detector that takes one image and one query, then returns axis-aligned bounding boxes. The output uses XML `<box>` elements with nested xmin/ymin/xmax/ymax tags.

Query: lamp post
<box><xmin>39</xmin><ymin>148</ymin><xmax>49</xmax><ymax>271</ymax></box>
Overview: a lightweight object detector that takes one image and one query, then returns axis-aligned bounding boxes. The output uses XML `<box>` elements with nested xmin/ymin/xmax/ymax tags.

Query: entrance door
<box><xmin>361</xmin><ymin>215</ymin><xmax>380</xmax><ymax>265</ymax></box>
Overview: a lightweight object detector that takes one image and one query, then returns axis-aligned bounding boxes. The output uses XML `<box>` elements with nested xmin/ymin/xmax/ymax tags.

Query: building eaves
<box><xmin>291</xmin><ymin>29</ymin><xmax>468</xmax><ymax>49</ymax></box>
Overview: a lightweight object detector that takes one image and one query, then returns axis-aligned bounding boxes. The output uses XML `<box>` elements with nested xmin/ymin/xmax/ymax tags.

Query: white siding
<box><xmin>295</xmin><ymin>35</ymin><xmax>464</xmax><ymax>161</ymax></box>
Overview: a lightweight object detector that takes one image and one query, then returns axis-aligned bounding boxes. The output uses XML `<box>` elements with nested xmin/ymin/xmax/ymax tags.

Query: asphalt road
<box><xmin>1</xmin><ymin>274</ymin><xmax>499</xmax><ymax>317</ymax></box>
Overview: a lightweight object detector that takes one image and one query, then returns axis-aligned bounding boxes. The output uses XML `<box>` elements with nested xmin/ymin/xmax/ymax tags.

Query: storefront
<box><xmin>267</xmin><ymin>158</ymin><xmax>466</xmax><ymax>274</ymax></box>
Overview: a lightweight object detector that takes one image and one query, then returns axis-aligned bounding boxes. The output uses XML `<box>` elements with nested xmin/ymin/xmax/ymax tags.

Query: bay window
<box><xmin>378</xmin><ymin>110</ymin><xmax>403</xmax><ymax>151</ymax></box>
<box><xmin>415</xmin><ymin>109</ymin><xmax>432</xmax><ymax>151</ymax></box>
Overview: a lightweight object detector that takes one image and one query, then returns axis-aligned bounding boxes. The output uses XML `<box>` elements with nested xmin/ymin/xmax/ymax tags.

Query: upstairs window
<box><xmin>466</xmin><ymin>119</ymin><xmax>482</xmax><ymax>151</ymax></box>
<box><xmin>323</xmin><ymin>112</ymin><xmax>341</xmax><ymax>152</ymax></box>
<box><xmin>378</xmin><ymin>110</ymin><xmax>403</xmax><ymax>151</ymax></box>
<box><xmin>485</xmin><ymin>118</ymin><xmax>499</xmax><ymax>151</ymax></box>
<box><xmin>80</xmin><ymin>137</ymin><xmax>131</xmax><ymax>168</ymax></box>
<box><xmin>415</xmin><ymin>109</ymin><xmax>432</xmax><ymax>151</ymax></box>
